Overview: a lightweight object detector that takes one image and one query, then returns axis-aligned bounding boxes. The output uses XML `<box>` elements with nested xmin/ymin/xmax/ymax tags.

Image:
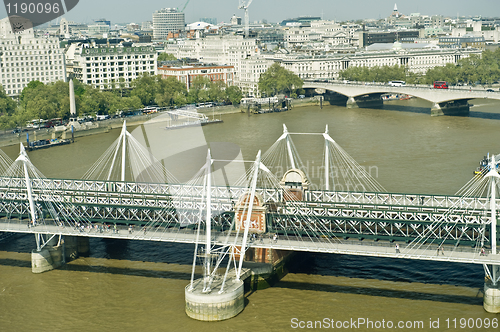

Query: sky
<box><xmin>0</xmin><ymin>0</ymin><xmax>499</xmax><ymax>26</ymax></box>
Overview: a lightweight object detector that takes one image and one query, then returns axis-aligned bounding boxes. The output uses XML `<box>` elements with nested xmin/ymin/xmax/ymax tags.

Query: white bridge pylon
<box><xmin>262</xmin><ymin>124</ymin><xmax>386</xmax><ymax>193</ymax></box>
<box><xmin>8</xmin><ymin>143</ymin><xmax>90</xmax><ymax>251</ymax></box>
<box><xmin>482</xmin><ymin>156</ymin><xmax>500</xmax><ymax>286</ymax></box>
<box><xmin>188</xmin><ymin>149</ymin><xmax>264</xmax><ymax>293</ymax></box>
<box><xmin>83</xmin><ymin>121</ymin><xmax>178</xmax><ymax>184</ymax></box>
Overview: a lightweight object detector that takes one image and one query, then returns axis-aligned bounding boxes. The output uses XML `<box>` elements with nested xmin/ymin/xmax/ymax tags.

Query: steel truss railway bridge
<box><xmin>0</xmin><ymin>176</ymin><xmax>498</xmax><ymax>264</ymax></box>
<box><xmin>0</xmin><ymin>123</ymin><xmax>499</xmax><ymax>316</ymax></box>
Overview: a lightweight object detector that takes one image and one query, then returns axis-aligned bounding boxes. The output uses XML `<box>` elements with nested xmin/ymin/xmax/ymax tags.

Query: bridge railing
<box><xmin>307</xmin><ymin>190</ymin><xmax>490</xmax><ymax>210</ymax></box>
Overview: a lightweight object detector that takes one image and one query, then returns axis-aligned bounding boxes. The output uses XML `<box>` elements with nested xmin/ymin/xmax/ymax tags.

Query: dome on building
<box><xmin>392</xmin><ymin>40</ymin><xmax>402</xmax><ymax>51</ymax></box>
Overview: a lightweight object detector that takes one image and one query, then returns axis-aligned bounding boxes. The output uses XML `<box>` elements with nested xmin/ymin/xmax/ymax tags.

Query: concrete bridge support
<box><xmin>63</xmin><ymin>236</ymin><xmax>90</xmax><ymax>261</ymax></box>
<box><xmin>323</xmin><ymin>93</ymin><xmax>348</xmax><ymax>106</ymax></box>
<box><xmin>484</xmin><ymin>264</ymin><xmax>500</xmax><ymax>313</ymax></box>
<box><xmin>31</xmin><ymin>236</ymin><xmax>63</xmax><ymax>274</ymax></box>
<box><xmin>346</xmin><ymin>95</ymin><xmax>383</xmax><ymax>109</ymax></box>
<box><xmin>31</xmin><ymin>236</ymin><xmax>90</xmax><ymax>273</ymax></box>
<box><xmin>431</xmin><ymin>100</ymin><xmax>470</xmax><ymax>116</ymax></box>
<box><xmin>185</xmin><ymin>277</ymin><xmax>245</xmax><ymax>321</ymax></box>
<box><xmin>243</xmin><ymin>248</ymin><xmax>294</xmax><ymax>290</ymax></box>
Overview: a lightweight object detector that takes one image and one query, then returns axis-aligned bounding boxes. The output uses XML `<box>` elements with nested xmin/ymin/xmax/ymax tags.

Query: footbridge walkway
<box><xmin>0</xmin><ymin>175</ymin><xmax>497</xmax><ymax>266</ymax></box>
<box><xmin>0</xmin><ymin>120</ymin><xmax>499</xmax><ymax>317</ymax></box>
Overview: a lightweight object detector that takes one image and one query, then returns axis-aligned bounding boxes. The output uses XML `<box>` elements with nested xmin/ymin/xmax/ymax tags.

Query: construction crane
<box><xmin>238</xmin><ymin>0</ymin><xmax>253</xmax><ymax>38</ymax></box>
<box><xmin>180</xmin><ymin>0</ymin><xmax>191</xmax><ymax>12</ymax></box>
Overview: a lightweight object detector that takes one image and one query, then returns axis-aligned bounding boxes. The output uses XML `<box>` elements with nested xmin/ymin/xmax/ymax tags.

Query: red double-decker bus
<box><xmin>433</xmin><ymin>81</ymin><xmax>449</xmax><ymax>89</ymax></box>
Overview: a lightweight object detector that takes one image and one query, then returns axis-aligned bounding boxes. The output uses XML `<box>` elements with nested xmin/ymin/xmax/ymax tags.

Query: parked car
<box><xmin>486</xmin><ymin>89</ymin><xmax>494</xmax><ymax>92</ymax></box>
<box><xmin>96</xmin><ymin>114</ymin><xmax>110</xmax><ymax>120</ymax></box>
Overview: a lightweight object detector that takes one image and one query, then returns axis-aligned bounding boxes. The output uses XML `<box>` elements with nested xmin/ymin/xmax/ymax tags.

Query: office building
<box><xmin>0</xmin><ymin>17</ymin><xmax>66</xmax><ymax>97</ymax></box>
<box><xmin>65</xmin><ymin>42</ymin><xmax>157</xmax><ymax>90</ymax></box>
<box><xmin>153</xmin><ymin>8</ymin><xmax>185</xmax><ymax>40</ymax></box>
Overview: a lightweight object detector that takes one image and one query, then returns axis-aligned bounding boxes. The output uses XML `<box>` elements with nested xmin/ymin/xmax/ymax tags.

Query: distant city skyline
<box><xmin>0</xmin><ymin>0</ymin><xmax>499</xmax><ymax>26</ymax></box>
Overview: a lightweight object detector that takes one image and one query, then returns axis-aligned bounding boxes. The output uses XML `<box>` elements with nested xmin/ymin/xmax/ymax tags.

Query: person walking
<box><xmin>395</xmin><ymin>243</ymin><xmax>400</xmax><ymax>253</ymax></box>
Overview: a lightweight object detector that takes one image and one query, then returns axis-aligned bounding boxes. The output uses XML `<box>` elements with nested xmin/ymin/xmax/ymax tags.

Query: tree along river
<box><xmin>1</xmin><ymin>98</ymin><xmax>500</xmax><ymax>331</ymax></box>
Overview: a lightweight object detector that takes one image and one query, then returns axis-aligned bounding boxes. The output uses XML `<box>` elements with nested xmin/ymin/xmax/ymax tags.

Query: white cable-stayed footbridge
<box><xmin>0</xmin><ymin>121</ymin><xmax>498</xmax><ymax>315</ymax></box>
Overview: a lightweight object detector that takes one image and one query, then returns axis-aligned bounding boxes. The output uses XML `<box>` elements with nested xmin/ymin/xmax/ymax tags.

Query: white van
<box><xmin>388</xmin><ymin>81</ymin><xmax>406</xmax><ymax>87</ymax></box>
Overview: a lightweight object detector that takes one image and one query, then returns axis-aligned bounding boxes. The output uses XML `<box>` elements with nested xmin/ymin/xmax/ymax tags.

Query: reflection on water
<box><xmin>1</xmin><ymin>99</ymin><xmax>500</xmax><ymax>331</ymax></box>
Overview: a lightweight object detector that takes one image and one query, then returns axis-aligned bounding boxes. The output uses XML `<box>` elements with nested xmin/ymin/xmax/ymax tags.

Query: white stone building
<box><xmin>284</xmin><ymin>20</ymin><xmax>359</xmax><ymax>48</ymax></box>
<box><xmin>239</xmin><ymin>56</ymin><xmax>274</xmax><ymax>96</ymax></box>
<box><xmin>153</xmin><ymin>8</ymin><xmax>185</xmax><ymax>40</ymax></box>
<box><xmin>452</xmin><ymin>20</ymin><xmax>500</xmax><ymax>43</ymax></box>
<box><xmin>0</xmin><ymin>17</ymin><xmax>66</xmax><ymax>97</ymax></box>
<box><xmin>65</xmin><ymin>42</ymin><xmax>157</xmax><ymax>90</ymax></box>
<box><xmin>270</xmin><ymin>43</ymin><xmax>482</xmax><ymax>80</ymax></box>
<box><xmin>166</xmin><ymin>34</ymin><xmax>259</xmax><ymax>84</ymax></box>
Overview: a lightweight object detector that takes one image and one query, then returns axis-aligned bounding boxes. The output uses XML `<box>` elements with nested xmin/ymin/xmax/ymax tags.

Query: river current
<box><xmin>1</xmin><ymin>99</ymin><xmax>500</xmax><ymax>331</ymax></box>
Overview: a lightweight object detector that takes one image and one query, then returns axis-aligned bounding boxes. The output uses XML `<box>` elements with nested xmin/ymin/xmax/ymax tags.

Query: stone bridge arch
<box><xmin>302</xmin><ymin>82</ymin><xmax>500</xmax><ymax>116</ymax></box>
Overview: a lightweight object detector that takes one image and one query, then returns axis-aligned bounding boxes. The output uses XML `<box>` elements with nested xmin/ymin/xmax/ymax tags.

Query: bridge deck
<box><xmin>1</xmin><ymin>221</ymin><xmax>498</xmax><ymax>266</ymax></box>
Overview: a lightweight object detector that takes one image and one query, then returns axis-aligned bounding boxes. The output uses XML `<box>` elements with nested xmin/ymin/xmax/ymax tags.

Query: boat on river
<box><xmin>26</xmin><ymin>138</ymin><xmax>72</xmax><ymax>151</ymax></box>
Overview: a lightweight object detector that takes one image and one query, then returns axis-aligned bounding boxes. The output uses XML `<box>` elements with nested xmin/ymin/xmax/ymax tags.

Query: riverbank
<box><xmin>0</xmin><ymin>102</ymin><xmax>317</xmax><ymax>149</ymax></box>
<box><xmin>236</xmin><ymin>96</ymin><xmax>322</xmax><ymax>113</ymax></box>
<box><xmin>290</xmin><ymin>96</ymin><xmax>322</xmax><ymax>108</ymax></box>
<box><xmin>0</xmin><ymin>112</ymin><xmax>165</xmax><ymax>149</ymax></box>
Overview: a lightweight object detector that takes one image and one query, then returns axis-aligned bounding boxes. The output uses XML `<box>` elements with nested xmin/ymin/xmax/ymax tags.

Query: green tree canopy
<box><xmin>156</xmin><ymin>76</ymin><xmax>188</xmax><ymax>106</ymax></box>
<box><xmin>130</xmin><ymin>73</ymin><xmax>189</xmax><ymax>107</ymax></box>
<box><xmin>258</xmin><ymin>63</ymin><xmax>303</xmax><ymax>97</ymax></box>
<box><xmin>225</xmin><ymin>85</ymin><xmax>243</xmax><ymax>105</ymax></box>
<box><xmin>0</xmin><ymin>86</ymin><xmax>18</xmax><ymax>129</ymax></box>
<box><xmin>340</xmin><ymin>65</ymin><xmax>408</xmax><ymax>83</ymax></box>
<box><xmin>158</xmin><ymin>53</ymin><xmax>177</xmax><ymax>62</ymax></box>
<box><xmin>19</xmin><ymin>80</ymin><xmax>44</xmax><ymax>108</ymax></box>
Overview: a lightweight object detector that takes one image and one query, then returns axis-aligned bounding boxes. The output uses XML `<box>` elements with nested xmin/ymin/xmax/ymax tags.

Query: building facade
<box><xmin>166</xmin><ymin>34</ymin><xmax>260</xmax><ymax>85</ymax></box>
<box><xmin>87</xmin><ymin>23</ymin><xmax>110</xmax><ymax>37</ymax></box>
<box><xmin>359</xmin><ymin>30</ymin><xmax>421</xmax><ymax>47</ymax></box>
<box><xmin>269</xmin><ymin>44</ymin><xmax>482</xmax><ymax>81</ymax></box>
<box><xmin>439</xmin><ymin>36</ymin><xmax>485</xmax><ymax>49</ymax></box>
<box><xmin>65</xmin><ymin>42</ymin><xmax>157</xmax><ymax>90</ymax></box>
<box><xmin>239</xmin><ymin>56</ymin><xmax>273</xmax><ymax>96</ymax></box>
<box><xmin>153</xmin><ymin>8</ymin><xmax>185</xmax><ymax>40</ymax></box>
<box><xmin>0</xmin><ymin>18</ymin><xmax>66</xmax><ymax>97</ymax></box>
<box><xmin>284</xmin><ymin>20</ymin><xmax>359</xmax><ymax>48</ymax></box>
<box><xmin>451</xmin><ymin>20</ymin><xmax>500</xmax><ymax>43</ymax></box>
<box><xmin>158</xmin><ymin>63</ymin><xmax>235</xmax><ymax>91</ymax></box>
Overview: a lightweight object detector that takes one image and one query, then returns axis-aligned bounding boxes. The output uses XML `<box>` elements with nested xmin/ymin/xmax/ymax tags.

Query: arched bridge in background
<box><xmin>303</xmin><ymin>81</ymin><xmax>500</xmax><ymax>116</ymax></box>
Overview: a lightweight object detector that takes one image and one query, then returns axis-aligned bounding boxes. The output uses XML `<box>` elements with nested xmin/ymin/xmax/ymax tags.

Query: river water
<box><xmin>1</xmin><ymin>99</ymin><xmax>500</xmax><ymax>331</ymax></box>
